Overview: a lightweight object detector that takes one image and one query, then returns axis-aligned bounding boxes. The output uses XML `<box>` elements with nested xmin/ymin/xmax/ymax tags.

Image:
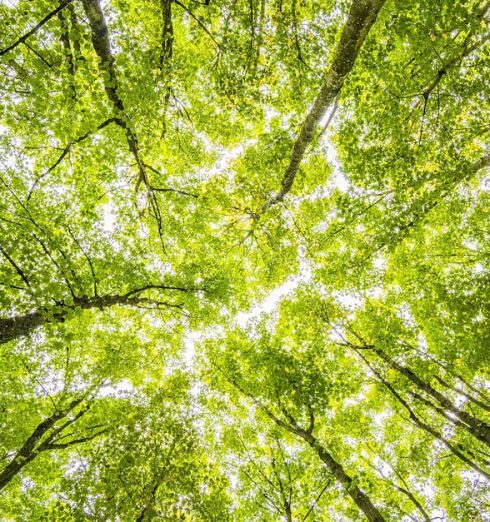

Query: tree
<box><xmin>1</xmin><ymin>0</ymin><xmax>489</xmax><ymax>519</ymax></box>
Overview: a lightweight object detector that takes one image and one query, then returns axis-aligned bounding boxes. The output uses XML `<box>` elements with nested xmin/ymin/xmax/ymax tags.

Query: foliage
<box><xmin>0</xmin><ymin>0</ymin><xmax>489</xmax><ymax>519</ymax></box>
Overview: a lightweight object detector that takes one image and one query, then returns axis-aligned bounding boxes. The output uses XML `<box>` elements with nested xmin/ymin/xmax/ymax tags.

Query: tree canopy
<box><xmin>0</xmin><ymin>0</ymin><xmax>489</xmax><ymax>519</ymax></box>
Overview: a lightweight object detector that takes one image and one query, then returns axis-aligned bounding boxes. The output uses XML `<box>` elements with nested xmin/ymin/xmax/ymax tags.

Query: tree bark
<box><xmin>81</xmin><ymin>0</ymin><xmax>148</xmax><ymax>187</ymax></box>
<box><xmin>264</xmin><ymin>0</ymin><xmax>386</xmax><ymax>210</ymax></box>
<box><xmin>223</xmin><ymin>370</ymin><xmax>386</xmax><ymax>520</ymax></box>
<box><xmin>0</xmin><ymin>0</ymin><xmax>76</xmax><ymax>57</ymax></box>
<box><xmin>373</xmin><ymin>347</ymin><xmax>490</xmax><ymax>449</ymax></box>
<box><xmin>0</xmin><ymin>288</ymin><xmax>186</xmax><ymax>344</ymax></box>
<box><xmin>356</xmin><ymin>350</ymin><xmax>490</xmax><ymax>480</ymax></box>
<box><xmin>299</xmin><ymin>431</ymin><xmax>385</xmax><ymax>521</ymax></box>
<box><xmin>0</xmin><ymin>398</ymin><xmax>83</xmax><ymax>491</ymax></box>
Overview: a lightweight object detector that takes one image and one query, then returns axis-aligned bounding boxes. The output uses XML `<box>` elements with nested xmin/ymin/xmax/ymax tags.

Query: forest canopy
<box><xmin>0</xmin><ymin>0</ymin><xmax>489</xmax><ymax>519</ymax></box>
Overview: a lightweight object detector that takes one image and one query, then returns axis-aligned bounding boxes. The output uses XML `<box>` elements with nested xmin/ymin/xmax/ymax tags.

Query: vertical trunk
<box><xmin>81</xmin><ymin>0</ymin><xmax>148</xmax><ymax>187</ymax></box>
<box><xmin>160</xmin><ymin>0</ymin><xmax>173</xmax><ymax>66</ymax></box>
<box><xmin>57</xmin><ymin>1</ymin><xmax>76</xmax><ymax>96</ymax></box>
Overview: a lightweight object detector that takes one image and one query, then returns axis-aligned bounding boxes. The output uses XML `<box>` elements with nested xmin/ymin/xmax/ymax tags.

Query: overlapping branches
<box><xmin>0</xmin><ymin>0</ymin><xmax>77</xmax><ymax>57</ymax></box>
<box><xmin>0</xmin><ymin>394</ymin><xmax>106</xmax><ymax>491</ymax></box>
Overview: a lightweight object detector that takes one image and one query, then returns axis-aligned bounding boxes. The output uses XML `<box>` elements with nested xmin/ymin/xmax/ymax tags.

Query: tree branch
<box><xmin>262</xmin><ymin>0</ymin><xmax>386</xmax><ymax>211</ymax></box>
<box><xmin>0</xmin><ymin>245</ymin><xmax>30</xmax><ymax>287</ymax></box>
<box><xmin>0</xmin><ymin>0</ymin><xmax>77</xmax><ymax>57</ymax></box>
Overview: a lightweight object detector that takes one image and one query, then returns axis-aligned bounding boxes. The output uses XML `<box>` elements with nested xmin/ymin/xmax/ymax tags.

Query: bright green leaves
<box><xmin>1</xmin><ymin>0</ymin><xmax>490</xmax><ymax>519</ymax></box>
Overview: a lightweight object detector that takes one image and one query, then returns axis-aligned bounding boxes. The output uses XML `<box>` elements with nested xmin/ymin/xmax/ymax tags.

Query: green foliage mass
<box><xmin>0</xmin><ymin>0</ymin><xmax>489</xmax><ymax>519</ymax></box>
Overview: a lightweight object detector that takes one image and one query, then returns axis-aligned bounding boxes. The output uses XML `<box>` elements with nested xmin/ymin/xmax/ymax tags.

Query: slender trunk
<box><xmin>435</xmin><ymin>376</ymin><xmax>490</xmax><ymax>413</ymax></box>
<box><xmin>160</xmin><ymin>0</ymin><xmax>173</xmax><ymax>66</ymax></box>
<box><xmin>409</xmin><ymin>390</ymin><xmax>486</xmax><ymax>436</ymax></box>
<box><xmin>225</xmin><ymin>372</ymin><xmax>386</xmax><ymax>521</ymax></box>
<box><xmin>81</xmin><ymin>0</ymin><xmax>148</xmax><ymax>187</ymax></box>
<box><xmin>0</xmin><ymin>0</ymin><xmax>76</xmax><ymax>57</ymax></box>
<box><xmin>58</xmin><ymin>1</ymin><xmax>76</xmax><ymax>96</ymax></box>
<box><xmin>405</xmin><ymin>342</ymin><xmax>490</xmax><ymax>407</ymax></box>
<box><xmin>374</xmin><ymin>348</ymin><xmax>490</xmax><ymax>448</ymax></box>
<box><xmin>389</xmin><ymin>480</ymin><xmax>430</xmax><ymax>521</ymax></box>
<box><xmin>356</xmin><ymin>351</ymin><xmax>490</xmax><ymax>480</ymax></box>
<box><xmin>300</xmin><ymin>431</ymin><xmax>386</xmax><ymax>522</ymax></box>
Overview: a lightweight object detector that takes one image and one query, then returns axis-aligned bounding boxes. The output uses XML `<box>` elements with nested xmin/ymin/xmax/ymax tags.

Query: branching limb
<box><xmin>27</xmin><ymin>118</ymin><xmax>117</xmax><ymax>200</ymax></box>
<box><xmin>0</xmin><ymin>0</ymin><xmax>77</xmax><ymax>57</ymax></box>
<box><xmin>0</xmin><ymin>245</ymin><xmax>30</xmax><ymax>287</ymax></box>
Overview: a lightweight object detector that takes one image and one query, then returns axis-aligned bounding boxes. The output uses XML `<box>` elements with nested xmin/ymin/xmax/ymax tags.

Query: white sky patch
<box><xmin>328</xmin><ymin>326</ymin><xmax>346</xmax><ymax>343</ymax></box>
<box><xmin>183</xmin><ymin>331</ymin><xmax>200</xmax><ymax>366</ymax></box>
<box><xmin>366</xmin><ymin>285</ymin><xmax>384</xmax><ymax>299</ymax></box>
<box><xmin>98</xmin><ymin>379</ymin><xmax>134</xmax><ymax>398</ymax></box>
<box><xmin>332</xmin><ymin>291</ymin><xmax>364</xmax><ymax>310</ymax></box>
<box><xmin>195</xmin><ymin>135</ymin><xmax>256</xmax><ymax>183</ymax></box>
<box><xmin>473</xmin><ymin>263</ymin><xmax>485</xmax><ymax>274</ymax></box>
<box><xmin>102</xmin><ymin>200</ymin><xmax>116</xmax><ymax>233</ymax></box>
<box><xmin>236</xmin><ymin>278</ymin><xmax>297</xmax><ymax>326</ymax></box>
<box><xmin>32</xmin><ymin>367</ymin><xmax>64</xmax><ymax>397</ymax></box>
<box><xmin>321</xmin><ymin>130</ymin><xmax>350</xmax><ymax>193</ymax></box>
<box><xmin>479</xmin><ymin>173</ymin><xmax>490</xmax><ymax>192</ymax></box>
<box><xmin>236</xmin><ymin>248</ymin><xmax>312</xmax><ymax>327</ymax></box>
<box><xmin>463</xmin><ymin>239</ymin><xmax>478</xmax><ymax>250</ymax></box>
<box><xmin>21</xmin><ymin>477</ymin><xmax>35</xmax><ymax>492</ymax></box>
<box><xmin>396</xmin><ymin>303</ymin><xmax>416</xmax><ymax>328</ymax></box>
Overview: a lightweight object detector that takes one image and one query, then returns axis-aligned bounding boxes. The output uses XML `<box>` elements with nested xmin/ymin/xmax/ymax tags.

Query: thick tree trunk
<box><xmin>0</xmin><ymin>290</ymin><xmax>184</xmax><ymax>345</ymax></box>
<box><xmin>0</xmin><ymin>310</ymin><xmax>62</xmax><ymax>345</ymax></box>
<box><xmin>0</xmin><ymin>297</ymin><xmax>121</xmax><ymax>345</ymax></box>
<box><xmin>264</xmin><ymin>0</ymin><xmax>386</xmax><ymax>209</ymax></box>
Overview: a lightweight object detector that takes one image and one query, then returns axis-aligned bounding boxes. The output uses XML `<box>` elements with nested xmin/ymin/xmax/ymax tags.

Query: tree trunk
<box><xmin>301</xmin><ymin>431</ymin><xmax>386</xmax><ymax>522</ymax></box>
<box><xmin>357</xmin><ymin>350</ymin><xmax>490</xmax><ymax>480</ymax></box>
<box><xmin>0</xmin><ymin>293</ymin><xmax>175</xmax><ymax>345</ymax></box>
<box><xmin>264</xmin><ymin>0</ymin><xmax>387</xmax><ymax>209</ymax></box>
<box><xmin>374</xmin><ymin>347</ymin><xmax>490</xmax><ymax>448</ymax></box>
